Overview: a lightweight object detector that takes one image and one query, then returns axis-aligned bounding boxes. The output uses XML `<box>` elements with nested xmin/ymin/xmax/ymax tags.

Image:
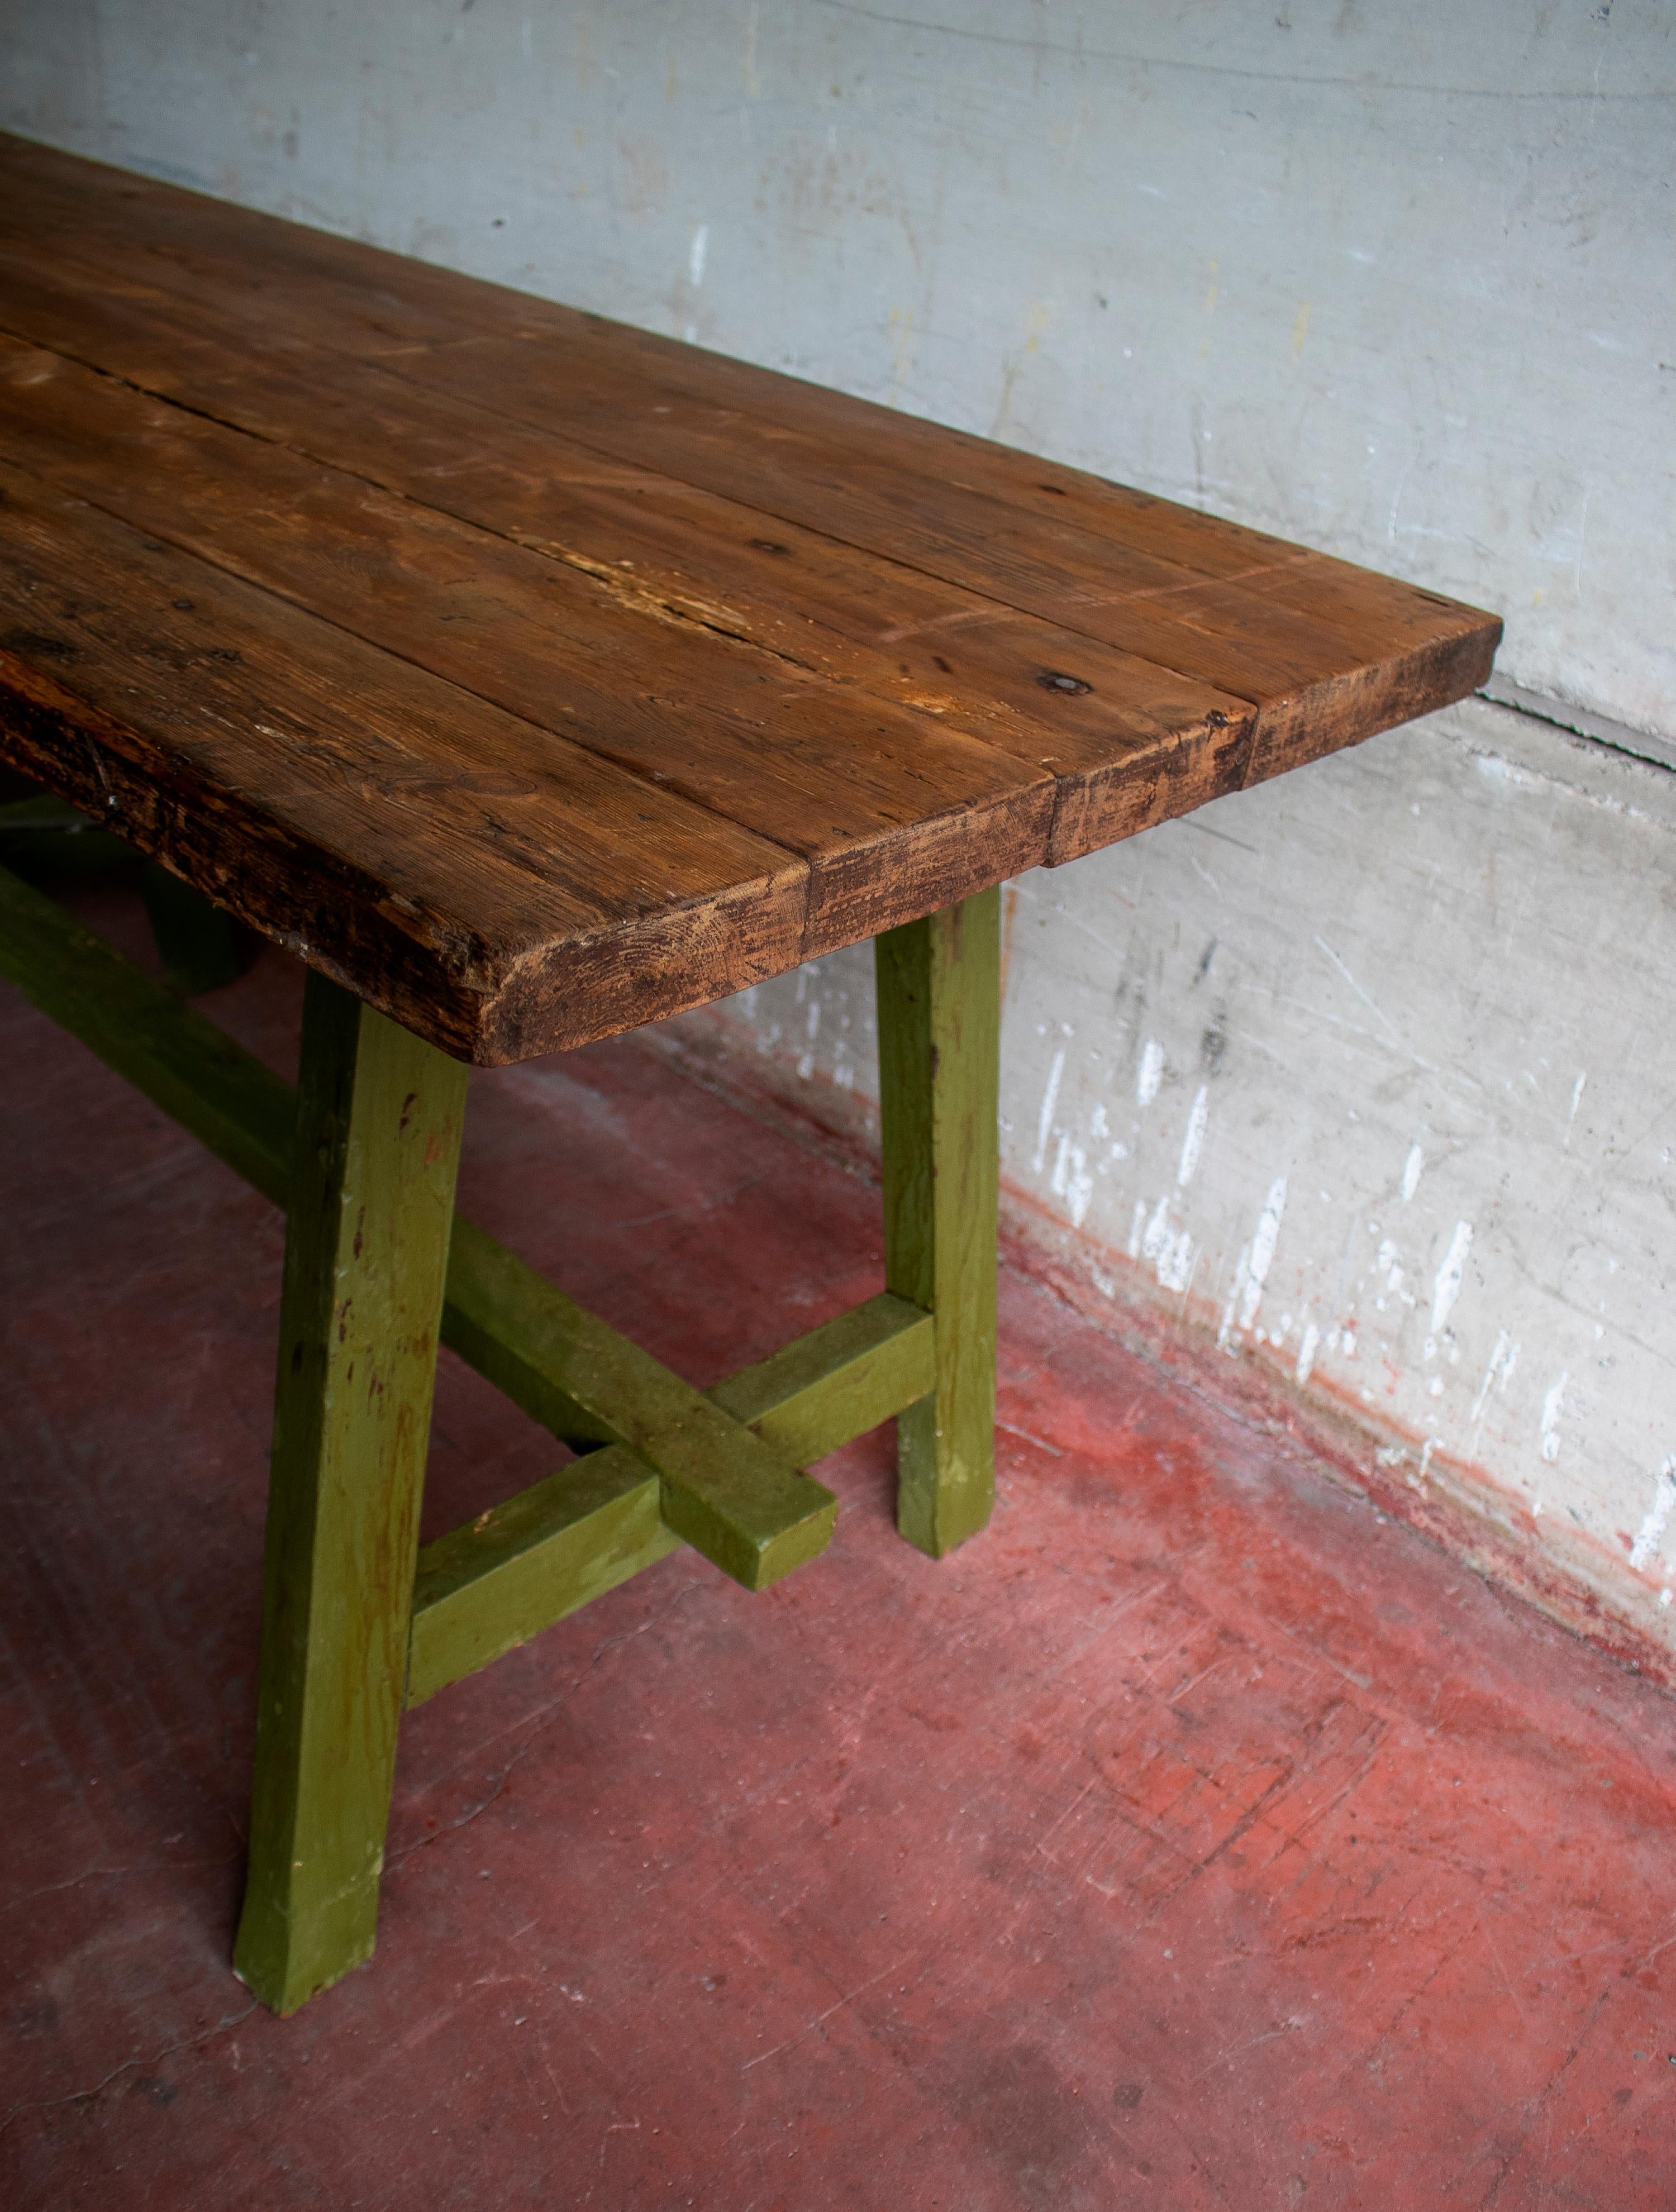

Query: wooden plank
<box><xmin>441</xmin><ymin>1219</ymin><xmax>837</xmax><ymax>1593</ymax></box>
<box><xmin>0</xmin><ymin>136</ymin><xmax>1498</xmax><ymax>657</ymax></box>
<box><xmin>0</xmin><ymin>135</ymin><xmax>545</xmax><ymax>360</ymax></box>
<box><xmin>0</xmin><ymin>146</ymin><xmax>1498</xmax><ymax>732</ymax></box>
<box><xmin>0</xmin><ymin>269</ymin><xmax>1261</xmax><ymax>864</ymax></box>
<box><xmin>234</xmin><ymin>973</ymin><xmax>467</xmax><ymax>2016</ymax></box>
<box><xmin>379</xmin><ymin>335</ymin><xmax>1498</xmax><ymax>762</ymax></box>
<box><xmin>0</xmin><ymin>342</ymin><xmax>1061</xmax><ymax>952</ymax></box>
<box><xmin>876</xmin><ymin>889</ymin><xmax>1001</xmax><ymax>1556</ymax></box>
<box><xmin>0</xmin><ymin>133</ymin><xmax>1499</xmax><ymax>672</ymax></box>
<box><xmin>0</xmin><ymin>194</ymin><xmax>1495</xmax><ymax>745</ymax></box>
<box><xmin>709</xmin><ymin>1291</ymin><xmax>935</xmax><ymax>1469</ymax></box>
<box><xmin>0</xmin><ymin>460</ymin><xmax>812</xmax><ymax>1062</ymax></box>
<box><xmin>406</xmin><ymin>1447</ymin><xmax>678</xmax><ymax>1709</ymax></box>
<box><xmin>0</xmin><ymin>134</ymin><xmax>1502</xmax><ymax>1065</ymax></box>
<box><xmin>408</xmin><ymin>1297</ymin><xmax>934</xmax><ymax>1706</ymax></box>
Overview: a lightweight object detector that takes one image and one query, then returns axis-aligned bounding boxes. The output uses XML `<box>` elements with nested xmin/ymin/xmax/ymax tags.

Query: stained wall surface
<box><xmin>4</xmin><ymin>2</ymin><xmax>1673</xmax><ymax>1660</ymax></box>
<box><xmin>681</xmin><ymin>698</ymin><xmax>1676</xmax><ymax>1671</ymax></box>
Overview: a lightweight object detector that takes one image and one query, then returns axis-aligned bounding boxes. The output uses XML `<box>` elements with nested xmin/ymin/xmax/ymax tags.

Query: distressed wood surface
<box><xmin>0</xmin><ymin>134</ymin><xmax>1501</xmax><ymax>1064</ymax></box>
<box><xmin>234</xmin><ymin>973</ymin><xmax>467</xmax><ymax>2015</ymax></box>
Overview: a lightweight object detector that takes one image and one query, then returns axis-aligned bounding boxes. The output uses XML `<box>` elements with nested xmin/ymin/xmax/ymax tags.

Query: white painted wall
<box><xmin>6</xmin><ymin>2</ymin><xmax>1674</xmax><ymax>1659</ymax></box>
<box><xmin>685</xmin><ymin>697</ymin><xmax>1676</xmax><ymax>1668</ymax></box>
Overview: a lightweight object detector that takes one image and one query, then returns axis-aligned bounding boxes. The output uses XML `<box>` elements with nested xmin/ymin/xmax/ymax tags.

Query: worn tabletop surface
<box><xmin>0</xmin><ymin>135</ymin><xmax>1499</xmax><ymax>1064</ymax></box>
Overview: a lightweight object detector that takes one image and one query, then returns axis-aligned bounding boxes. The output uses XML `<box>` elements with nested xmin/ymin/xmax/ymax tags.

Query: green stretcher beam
<box><xmin>0</xmin><ymin>863</ymin><xmax>935</xmax><ymax>1603</ymax></box>
<box><xmin>441</xmin><ymin>1218</ymin><xmax>836</xmax><ymax>1589</ymax></box>
<box><xmin>407</xmin><ymin>1293</ymin><xmax>934</xmax><ymax>1706</ymax></box>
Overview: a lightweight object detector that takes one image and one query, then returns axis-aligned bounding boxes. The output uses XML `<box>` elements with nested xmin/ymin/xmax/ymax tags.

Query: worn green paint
<box><xmin>0</xmin><ymin>860</ymin><xmax>293</xmax><ymax>1200</ymax></box>
<box><xmin>232</xmin><ymin>972</ymin><xmax>468</xmax><ymax>2016</ymax></box>
<box><xmin>407</xmin><ymin>1446</ymin><xmax>678</xmax><ymax>1706</ymax></box>
<box><xmin>711</xmin><ymin>1291</ymin><xmax>934</xmax><ymax>1467</ymax></box>
<box><xmin>410</xmin><ymin>1293</ymin><xmax>936</xmax><ymax>1705</ymax></box>
<box><xmin>0</xmin><ymin>802</ymin><xmax>244</xmax><ymax>987</ymax></box>
<box><xmin>442</xmin><ymin>1220</ymin><xmax>836</xmax><ymax>1592</ymax></box>
<box><xmin>0</xmin><ymin>865</ymin><xmax>839</xmax><ymax>1593</ymax></box>
<box><xmin>140</xmin><ymin>860</ymin><xmax>246</xmax><ymax>995</ymax></box>
<box><xmin>875</xmin><ymin>887</ymin><xmax>1001</xmax><ymax>1556</ymax></box>
<box><xmin>3</xmin><ymin>861</ymin><xmax>996</xmax><ymax>2009</ymax></box>
<box><xmin>440</xmin><ymin>1245</ymin><xmax>617</xmax><ymax>1452</ymax></box>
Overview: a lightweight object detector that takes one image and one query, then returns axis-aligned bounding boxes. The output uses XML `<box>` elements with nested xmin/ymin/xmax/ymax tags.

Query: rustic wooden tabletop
<box><xmin>0</xmin><ymin>134</ymin><xmax>1499</xmax><ymax>1062</ymax></box>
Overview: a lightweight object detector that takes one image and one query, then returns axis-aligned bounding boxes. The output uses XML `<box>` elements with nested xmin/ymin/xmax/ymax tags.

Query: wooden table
<box><xmin>0</xmin><ymin>135</ymin><xmax>1500</xmax><ymax>2014</ymax></box>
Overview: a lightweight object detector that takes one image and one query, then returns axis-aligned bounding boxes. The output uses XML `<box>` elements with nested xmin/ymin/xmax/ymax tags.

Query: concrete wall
<box><xmin>675</xmin><ymin>696</ymin><xmax>1676</xmax><ymax>1676</ymax></box>
<box><xmin>6</xmin><ymin>3</ymin><xmax>1674</xmax><ymax>1666</ymax></box>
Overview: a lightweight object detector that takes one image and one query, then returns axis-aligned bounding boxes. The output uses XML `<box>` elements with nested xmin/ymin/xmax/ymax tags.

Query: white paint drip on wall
<box><xmin>1137</xmin><ymin>1038</ymin><xmax>1164</xmax><ymax>1107</ymax></box>
<box><xmin>1234</xmin><ymin>1177</ymin><xmax>1288</xmax><ymax>1334</ymax></box>
<box><xmin>1629</xmin><ymin>1458</ymin><xmax>1676</xmax><ymax>1571</ymax></box>
<box><xmin>1540</xmin><ymin>1373</ymin><xmax>1569</xmax><ymax>1465</ymax></box>
<box><xmin>1216</xmin><ymin>1242</ymin><xmax>1251</xmax><ymax>1352</ymax></box>
<box><xmin>1565</xmin><ymin>1071</ymin><xmax>1588</xmax><ymax>1147</ymax></box>
<box><xmin>1033</xmin><ymin>1047</ymin><xmax>1065</xmax><ymax>1174</ymax></box>
<box><xmin>796</xmin><ymin>991</ymin><xmax>820</xmax><ymax>1080</ymax></box>
<box><xmin>1374</xmin><ymin>1238</ymin><xmax>1414</xmax><ymax>1310</ymax></box>
<box><xmin>1177</xmin><ymin>1084</ymin><xmax>1209</xmax><ymax>1188</ymax></box>
<box><xmin>1050</xmin><ymin>1134</ymin><xmax>1094</xmax><ymax>1230</ymax></box>
<box><xmin>1141</xmin><ymin>1196</ymin><xmax>1194</xmax><ymax>1294</ymax></box>
<box><xmin>1430</xmin><ymin>1222</ymin><xmax>1473</xmax><ymax>1333</ymax></box>
<box><xmin>1295</xmin><ymin>1320</ymin><xmax>1321</xmax><ymax>1386</ymax></box>
<box><xmin>1401</xmin><ymin>1143</ymin><xmax>1425</xmax><ymax>1202</ymax></box>
<box><xmin>687</xmin><ymin>221</ymin><xmax>709</xmax><ymax>286</ymax></box>
<box><xmin>1469</xmin><ymin>1329</ymin><xmax>1521</xmax><ymax>1425</ymax></box>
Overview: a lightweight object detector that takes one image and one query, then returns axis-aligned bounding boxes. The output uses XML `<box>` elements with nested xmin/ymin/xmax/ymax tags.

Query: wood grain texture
<box><xmin>234</xmin><ymin>973</ymin><xmax>467</xmax><ymax>2014</ymax></box>
<box><xmin>0</xmin><ymin>135</ymin><xmax>1501</xmax><ymax>1061</ymax></box>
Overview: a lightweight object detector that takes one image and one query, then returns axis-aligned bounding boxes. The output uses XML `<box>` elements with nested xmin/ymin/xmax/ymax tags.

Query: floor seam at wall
<box><xmin>644</xmin><ymin>1016</ymin><xmax>1676</xmax><ymax>1707</ymax></box>
<box><xmin>1478</xmin><ymin>679</ymin><xmax>1676</xmax><ymax>776</ymax></box>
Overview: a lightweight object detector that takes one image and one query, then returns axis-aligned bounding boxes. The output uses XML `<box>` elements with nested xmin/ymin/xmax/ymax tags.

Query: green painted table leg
<box><xmin>875</xmin><ymin>886</ymin><xmax>1001</xmax><ymax>1557</ymax></box>
<box><xmin>140</xmin><ymin>860</ymin><xmax>246</xmax><ymax>995</ymax></box>
<box><xmin>233</xmin><ymin>972</ymin><xmax>467</xmax><ymax>2015</ymax></box>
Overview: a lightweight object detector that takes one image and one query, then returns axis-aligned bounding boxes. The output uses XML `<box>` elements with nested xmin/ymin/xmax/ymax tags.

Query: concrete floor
<box><xmin>3</xmin><ymin>894</ymin><xmax>1674</xmax><ymax>2209</ymax></box>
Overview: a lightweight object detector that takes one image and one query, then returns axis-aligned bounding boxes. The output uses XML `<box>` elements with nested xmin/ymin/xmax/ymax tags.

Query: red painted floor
<box><xmin>3</xmin><ymin>895</ymin><xmax>1675</xmax><ymax>2209</ymax></box>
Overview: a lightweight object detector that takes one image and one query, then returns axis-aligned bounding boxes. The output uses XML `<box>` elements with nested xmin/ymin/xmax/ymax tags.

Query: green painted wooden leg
<box><xmin>141</xmin><ymin>860</ymin><xmax>247</xmax><ymax>995</ymax></box>
<box><xmin>875</xmin><ymin>886</ymin><xmax>1001</xmax><ymax>1557</ymax></box>
<box><xmin>233</xmin><ymin>972</ymin><xmax>468</xmax><ymax>2015</ymax></box>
